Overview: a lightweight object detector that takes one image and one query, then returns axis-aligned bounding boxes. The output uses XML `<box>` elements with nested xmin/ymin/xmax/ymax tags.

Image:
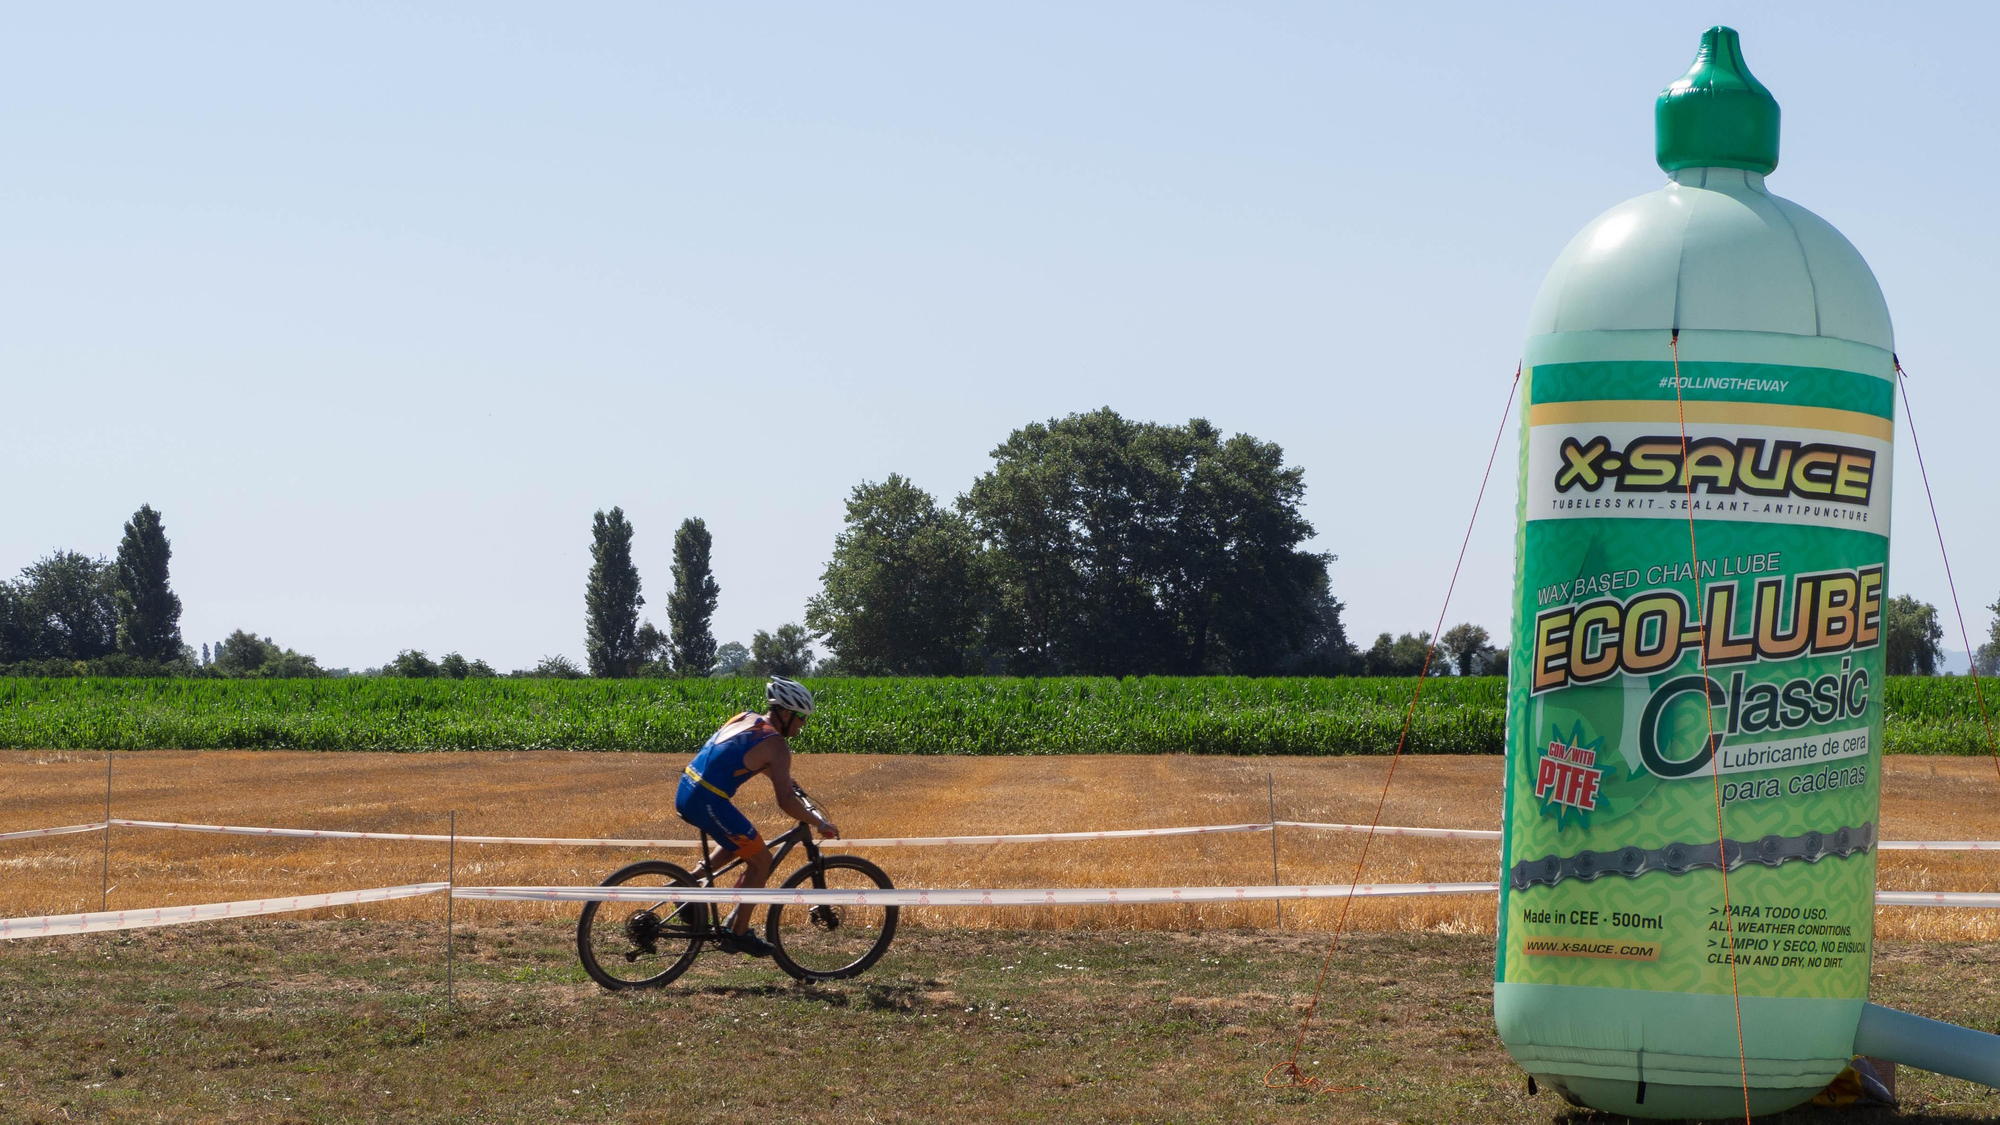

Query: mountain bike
<box><xmin>575</xmin><ymin>784</ymin><xmax>897</xmax><ymax>989</ymax></box>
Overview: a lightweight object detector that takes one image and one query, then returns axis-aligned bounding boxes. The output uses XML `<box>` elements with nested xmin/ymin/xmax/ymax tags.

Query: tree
<box><xmin>1977</xmin><ymin>595</ymin><xmax>2000</xmax><ymax>677</ymax></box>
<box><xmin>807</xmin><ymin>475</ymin><xmax>985</xmax><ymax>676</ymax></box>
<box><xmin>0</xmin><ymin>581</ymin><xmax>41</xmax><ymax>663</ymax></box>
<box><xmin>213</xmin><ymin>630</ymin><xmax>278</xmax><ymax>675</ymax></box>
<box><xmin>1362</xmin><ymin>631</ymin><xmax>1441</xmax><ymax>677</ymax></box>
<box><xmin>712</xmin><ymin>641</ymin><xmax>751</xmax><ymax>676</ymax></box>
<box><xmin>634</xmin><ymin>621</ymin><xmax>667</xmax><ymax>670</ymax></box>
<box><xmin>526</xmin><ymin>654</ymin><xmax>584</xmax><ymax>679</ymax></box>
<box><xmin>749</xmin><ymin>624</ymin><xmax>815</xmax><ymax>677</ymax></box>
<box><xmin>440</xmin><ymin>652</ymin><xmax>496</xmax><ymax>678</ymax></box>
<box><xmin>1274</xmin><ymin>571</ymin><xmax>1356</xmax><ymax>675</ymax></box>
<box><xmin>1439</xmin><ymin>623</ymin><xmax>1492</xmax><ymax>677</ymax></box>
<box><xmin>385</xmin><ymin>650</ymin><xmax>441</xmax><ymax>678</ymax></box>
<box><xmin>1884</xmin><ymin>594</ymin><xmax>1944</xmax><ymax>676</ymax></box>
<box><xmin>1169</xmin><ymin>426</ymin><xmax>1331</xmax><ymax>675</ymax></box>
<box><xmin>114</xmin><ymin>504</ymin><xmax>182</xmax><ymax>661</ymax></box>
<box><xmin>423</xmin><ymin>652</ymin><xmax>497</xmax><ymax>678</ymax></box>
<box><xmin>584</xmin><ymin>507</ymin><xmax>645</xmax><ymax>677</ymax></box>
<box><xmin>19</xmin><ymin>552</ymin><xmax>119</xmax><ymax>661</ymax></box>
<box><xmin>212</xmin><ymin>629</ymin><xmax>322</xmax><ymax>678</ymax></box>
<box><xmin>668</xmin><ymin>518</ymin><xmax>722</xmax><ymax>677</ymax></box>
<box><xmin>961</xmin><ymin>408</ymin><xmax>1332</xmax><ymax>676</ymax></box>
<box><xmin>261</xmin><ymin>649</ymin><xmax>325</xmax><ymax>678</ymax></box>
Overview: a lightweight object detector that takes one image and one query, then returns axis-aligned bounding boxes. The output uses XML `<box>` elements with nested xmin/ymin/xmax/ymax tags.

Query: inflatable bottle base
<box><xmin>1498</xmin><ymin>983</ymin><xmax>1861</xmax><ymax>1117</ymax></box>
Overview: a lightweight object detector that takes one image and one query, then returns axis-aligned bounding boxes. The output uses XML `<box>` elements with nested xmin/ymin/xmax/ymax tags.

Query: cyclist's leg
<box><xmin>723</xmin><ymin>842</ymin><xmax>773</xmax><ymax>934</ymax></box>
<box><xmin>676</xmin><ymin>787</ymin><xmax>770</xmax><ymax>934</ymax></box>
<box><xmin>711</xmin><ymin>810</ymin><xmax>772</xmax><ymax>935</ymax></box>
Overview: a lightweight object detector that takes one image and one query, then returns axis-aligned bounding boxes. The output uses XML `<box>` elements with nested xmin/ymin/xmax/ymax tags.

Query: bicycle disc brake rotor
<box><xmin>809</xmin><ymin>904</ymin><xmax>841</xmax><ymax>932</ymax></box>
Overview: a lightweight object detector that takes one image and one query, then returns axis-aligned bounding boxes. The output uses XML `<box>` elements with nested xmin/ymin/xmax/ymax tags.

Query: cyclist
<box><xmin>675</xmin><ymin>676</ymin><xmax>840</xmax><ymax>957</ymax></box>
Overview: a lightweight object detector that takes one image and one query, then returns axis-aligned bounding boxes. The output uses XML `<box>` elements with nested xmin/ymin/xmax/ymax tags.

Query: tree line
<box><xmin>10</xmin><ymin>409</ymin><xmax>2000</xmax><ymax>680</ymax></box>
<box><xmin>0</xmin><ymin>506</ymin><xmax>195</xmax><ymax>676</ymax></box>
<box><xmin>573</xmin><ymin>409</ymin><xmax>1365</xmax><ymax>678</ymax></box>
<box><xmin>800</xmin><ymin>411</ymin><xmax>1521</xmax><ymax>678</ymax></box>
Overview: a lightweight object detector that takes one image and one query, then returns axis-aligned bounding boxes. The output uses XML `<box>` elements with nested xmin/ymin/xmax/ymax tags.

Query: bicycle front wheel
<box><xmin>765</xmin><ymin>855</ymin><xmax>898</xmax><ymax>981</ymax></box>
<box><xmin>576</xmin><ymin>859</ymin><xmax>708</xmax><ymax>990</ymax></box>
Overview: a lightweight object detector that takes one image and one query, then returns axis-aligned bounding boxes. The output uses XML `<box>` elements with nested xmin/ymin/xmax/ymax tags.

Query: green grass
<box><xmin>0</xmin><ymin>675</ymin><xmax>1991</xmax><ymax>755</ymax></box>
<box><xmin>4</xmin><ymin>920</ymin><xmax>1997</xmax><ymax>1123</ymax></box>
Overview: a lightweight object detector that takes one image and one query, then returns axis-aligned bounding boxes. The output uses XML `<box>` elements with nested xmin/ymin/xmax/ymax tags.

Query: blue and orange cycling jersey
<box><xmin>683</xmin><ymin>712</ymin><xmax>780</xmax><ymax>799</ymax></box>
<box><xmin>675</xmin><ymin>712</ymin><xmax>781</xmax><ymax>858</ymax></box>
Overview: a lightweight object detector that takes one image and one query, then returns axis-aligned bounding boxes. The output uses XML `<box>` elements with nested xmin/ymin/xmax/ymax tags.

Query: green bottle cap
<box><xmin>1656</xmin><ymin>26</ymin><xmax>1781</xmax><ymax>175</ymax></box>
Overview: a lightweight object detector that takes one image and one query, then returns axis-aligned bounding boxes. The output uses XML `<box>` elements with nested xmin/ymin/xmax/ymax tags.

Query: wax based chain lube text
<box><xmin>1536</xmin><ymin>551</ymin><xmax>1782</xmax><ymax>606</ymax></box>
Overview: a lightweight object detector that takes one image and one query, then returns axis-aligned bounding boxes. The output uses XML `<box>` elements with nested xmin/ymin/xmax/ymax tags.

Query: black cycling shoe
<box><xmin>718</xmin><ymin>931</ymin><xmax>776</xmax><ymax>958</ymax></box>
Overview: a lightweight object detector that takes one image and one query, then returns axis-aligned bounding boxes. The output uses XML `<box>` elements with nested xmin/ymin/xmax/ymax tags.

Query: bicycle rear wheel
<box><xmin>576</xmin><ymin>859</ymin><xmax>708</xmax><ymax>990</ymax></box>
<box><xmin>765</xmin><ymin>855</ymin><xmax>898</xmax><ymax>981</ymax></box>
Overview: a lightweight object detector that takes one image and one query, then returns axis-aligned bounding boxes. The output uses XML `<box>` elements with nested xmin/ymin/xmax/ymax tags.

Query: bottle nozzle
<box><xmin>1656</xmin><ymin>26</ymin><xmax>1781</xmax><ymax>176</ymax></box>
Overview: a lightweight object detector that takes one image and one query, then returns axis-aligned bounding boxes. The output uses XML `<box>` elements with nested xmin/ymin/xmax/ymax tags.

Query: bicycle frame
<box><xmin>576</xmin><ymin>781</ymin><xmax>896</xmax><ymax>988</ymax></box>
<box><xmin>693</xmin><ymin>782</ymin><xmax>828</xmax><ymax>890</ymax></box>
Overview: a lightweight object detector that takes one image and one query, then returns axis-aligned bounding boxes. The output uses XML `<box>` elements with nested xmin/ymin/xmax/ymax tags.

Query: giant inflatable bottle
<box><xmin>1493</xmin><ymin>28</ymin><xmax>1895</xmax><ymax>1118</ymax></box>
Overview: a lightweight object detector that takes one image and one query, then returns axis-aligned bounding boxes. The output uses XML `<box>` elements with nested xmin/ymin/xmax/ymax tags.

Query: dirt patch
<box><xmin>2</xmin><ymin>753</ymin><xmax>1999</xmax><ymax>939</ymax></box>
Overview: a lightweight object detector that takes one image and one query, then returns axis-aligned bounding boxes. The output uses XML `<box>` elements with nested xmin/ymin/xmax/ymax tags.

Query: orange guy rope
<box><xmin>1265</xmin><ymin>364</ymin><xmax>1520</xmax><ymax>1096</ymax></box>
<box><xmin>1671</xmin><ymin>330</ymin><xmax>1754</xmax><ymax>1124</ymax></box>
<box><xmin>1894</xmin><ymin>359</ymin><xmax>2000</xmax><ymax>771</ymax></box>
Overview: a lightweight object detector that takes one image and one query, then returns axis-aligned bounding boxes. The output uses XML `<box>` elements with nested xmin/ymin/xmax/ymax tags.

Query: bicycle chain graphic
<box><xmin>1508</xmin><ymin>823</ymin><xmax>1876</xmax><ymax>891</ymax></box>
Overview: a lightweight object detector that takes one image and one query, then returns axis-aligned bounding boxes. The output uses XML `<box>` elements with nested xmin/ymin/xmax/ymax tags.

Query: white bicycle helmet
<box><xmin>766</xmin><ymin>676</ymin><xmax>815</xmax><ymax>716</ymax></box>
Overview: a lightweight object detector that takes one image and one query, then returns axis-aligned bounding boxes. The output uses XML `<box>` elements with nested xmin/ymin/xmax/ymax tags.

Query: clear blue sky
<box><xmin>4</xmin><ymin>3</ymin><xmax>1995</xmax><ymax>672</ymax></box>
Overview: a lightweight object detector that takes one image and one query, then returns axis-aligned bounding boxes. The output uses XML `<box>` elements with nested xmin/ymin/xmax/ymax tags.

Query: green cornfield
<box><xmin>1881</xmin><ymin>676</ymin><xmax>2000</xmax><ymax>755</ymax></box>
<box><xmin>0</xmin><ymin>676</ymin><xmax>1990</xmax><ymax>755</ymax></box>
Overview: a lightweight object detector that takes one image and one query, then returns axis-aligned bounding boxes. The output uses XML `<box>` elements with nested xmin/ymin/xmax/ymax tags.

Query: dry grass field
<box><xmin>4</xmin><ymin>751</ymin><xmax>2000</xmax><ymax>940</ymax></box>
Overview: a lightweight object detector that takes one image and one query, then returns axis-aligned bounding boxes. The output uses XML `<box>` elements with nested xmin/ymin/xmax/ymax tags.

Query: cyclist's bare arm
<box><xmin>749</xmin><ymin>737</ymin><xmax>839</xmax><ymax>839</ymax></box>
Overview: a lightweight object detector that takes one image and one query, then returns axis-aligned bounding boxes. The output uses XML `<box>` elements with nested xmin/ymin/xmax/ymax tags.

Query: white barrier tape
<box><xmin>456</xmin><ymin>883</ymin><xmax>2000</xmax><ymax>910</ymax></box>
<box><xmin>0</xmin><ymin>874</ymin><xmax>1989</xmax><ymax>938</ymax></box>
<box><xmin>5</xmin><ymin>817</ymin><xmax>1986</xmax><ymax>853</ymax></box>
<box><xmin>451</xmin><ymin>881</ymin><xmax>1504</xmax><ymax>907</ymax></box>
<box><xmin>101</xmin><ymin>818</ymin><xmax>1272</xmax><ymax>849</ymax></box>
<box><xmin>1276</xmin><ymin>821</ymin><xmax>1503</xmax><ymax>841</ymax></box>
<box><xmin>108</xmin><ymin>819</ymin><xmax>702</xmax><ymax>848</ymax></box>
<box><xmin>0</xmin><ymin>822</ymin><xmax>109</xmax><ymax>842</ymax></box>
<box><xmin>840</xmin><ymin>823</ymin><xmax>1273</xmax><ymax>847</ymax></box>
<box><xmin>1875</xmin><ymin>891</ymin><xmax>2000</xmax><ymax>908</ymax></box>
<box><xmin>0</xmin><ymin>882</ymin><xmax>449</xmax><ymax>940</ymax></box>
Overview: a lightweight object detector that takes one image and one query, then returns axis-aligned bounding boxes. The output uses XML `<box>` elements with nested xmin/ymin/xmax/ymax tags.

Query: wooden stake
<box><xmin>101</xmin><ymin>751</ymin><xmax>112</xmax><ymax>910</ymax></box>
<box><xmin>1269</xmin><ymin>773</ymin><xmax>1281</xmax><ymax>930</ymax></box>
<box><xmin>446</xmin><ymin>810</ymin><xmax>456</xmax><ymax>1009</ymax></box>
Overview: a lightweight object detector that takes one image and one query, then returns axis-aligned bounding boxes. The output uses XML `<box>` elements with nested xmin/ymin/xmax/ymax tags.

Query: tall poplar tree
<box><xmin>114</xmin><ymin>504</ymin><xmax>183</xmax><ymax>661</ymax></box>
<box><xmin>585</xmin><ymin>507</ymin><xmax>644</xmax><ymax>677</ymax></box>
<box><xmin>667</xmin><ymin>517</ymin><xmax>721</xmax><ymax>677</ymax></box>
